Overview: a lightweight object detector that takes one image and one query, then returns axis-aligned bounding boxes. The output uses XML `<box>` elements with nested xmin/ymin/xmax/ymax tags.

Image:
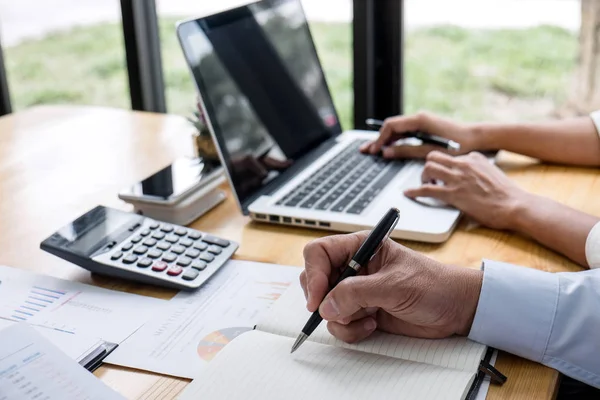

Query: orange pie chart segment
<box><xmin>197</xmin><ymin>327</ymin><xmax>252</xmax><ymax>361</ymax></box>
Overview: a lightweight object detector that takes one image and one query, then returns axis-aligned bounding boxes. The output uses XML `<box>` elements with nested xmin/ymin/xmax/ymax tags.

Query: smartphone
<box><xmin>118</xmin><ymin>157</ymin><xmax>222</xmax><ymax>205</ymax></box>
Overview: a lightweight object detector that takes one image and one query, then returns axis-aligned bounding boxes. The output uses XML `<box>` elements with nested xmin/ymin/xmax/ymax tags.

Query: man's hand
<box><xmin>360</xmin><ymin>112</ymin><xmax>485</xmax><ymax>159</ymax></box>
<box><xmin>299</xmin><ymin>233</ymin><xmax>483</xmax><ymax>344</ymax></box>
<box><xmin>404</xmin><ymin>151</ymin><xmax>528</xmax><ymax>230</ymax></box>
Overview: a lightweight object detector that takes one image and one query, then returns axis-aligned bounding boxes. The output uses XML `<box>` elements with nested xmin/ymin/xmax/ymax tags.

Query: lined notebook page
<box><xmin>256</xmin><ymin>283</ymin><xmax>487</xmax><ymax>373</ymax></box>
<box><xmin>180</xmin><ymin>330</ymin><xmax>475</xmax><ymax>400</ymax></box>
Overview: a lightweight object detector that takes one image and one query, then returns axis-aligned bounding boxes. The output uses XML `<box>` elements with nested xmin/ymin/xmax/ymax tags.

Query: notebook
<box><xmin>181</xmin><ymin>283</ymin><xmax>496</xmax><ymax>400</ymax></box>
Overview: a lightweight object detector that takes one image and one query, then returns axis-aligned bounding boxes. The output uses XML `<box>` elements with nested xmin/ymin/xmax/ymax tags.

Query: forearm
<box><xmin>472</xmin><ymin>116</ymin><xmax>600</xmax><ymax>166</ymax></box>
<box><xmin>511</xmin><ymin>193</ymin><xmax>599</xmax><ymax>267</ymax></box>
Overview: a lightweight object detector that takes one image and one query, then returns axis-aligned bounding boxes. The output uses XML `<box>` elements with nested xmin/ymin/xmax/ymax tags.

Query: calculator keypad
<box><xmin>182</xmin><ymin>269</ymin><xmax>199</xmax><ymax>281</ymax></box>
<box><xmin>96</xmin><ymin>219</ymin><xmax>236</xmax><ymax>290</ymax></box>
<box><xmin>152</xmin><ymin>261</ymin><xmax>168</xmax><ymax>272</ymax></box>
<box><xmin>137</xmin><ymin>258</ymin><xmax>152</xmax><ymax>268</ymax></box>
<box><xmin>143</xmin><ymin>238</ymin><xmax>157</xmax><ymax>247</ymax></box>
<box><xmin>167</xmin><ymin>266</ymin><xmax>183</xmax><ymax>276</ymax></box>
<box><xmin>123</xmin><ymin>254</ymin><xmax>138</xmax><ymax>264</ymax></box>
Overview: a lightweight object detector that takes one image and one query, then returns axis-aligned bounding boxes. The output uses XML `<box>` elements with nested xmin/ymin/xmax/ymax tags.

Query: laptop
<box><xmin>176</xmin><ymin>0</ymin><xmax>461</xmax><ymax>242</ymax></box>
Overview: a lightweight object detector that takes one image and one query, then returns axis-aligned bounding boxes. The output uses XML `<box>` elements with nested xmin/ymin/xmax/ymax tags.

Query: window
<box><xmin>0</xmin><ymin>1</ymin><xmax>129</xmax><ymax>111</ymax></box>
<box><xmin>404</xmin><ymin>0</ymin><xmax>580</xmax><ymax>122</ymax></box>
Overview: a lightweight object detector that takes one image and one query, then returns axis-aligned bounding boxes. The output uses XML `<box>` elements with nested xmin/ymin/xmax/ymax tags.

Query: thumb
<box><xmin>319</xmin><ymin>275</ymin><xmax>384</xmax><ymax>321</ymax></box>
<box><xmin>404</xmin><ymin>184</ymin><xmax>450</xmax><ymax>201</ymax></box>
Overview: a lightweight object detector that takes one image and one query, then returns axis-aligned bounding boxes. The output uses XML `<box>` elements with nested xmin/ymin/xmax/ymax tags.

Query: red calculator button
<box><xmin>167</xmin><ymin>266</ymin><xmax>183</xmax><ymax>276</ymax></box>
<box><xmin>152</xmin><ymin>261</ymin><xmax>168</xmax><ymax>272</ymax></box>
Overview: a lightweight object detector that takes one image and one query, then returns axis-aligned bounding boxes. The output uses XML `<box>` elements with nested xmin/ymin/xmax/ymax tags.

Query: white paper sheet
<box><xmin>0</xmin><ymin>318</ymin><xmax>105</xmax><ymax>363</ymax></box>
<box><xmin>0</xmin><ymin>324</ymin><xmax>124</xmax><ymax>400</ymax></box>
<box><xmin>105</xmin><ymin>260</ymin><xmax>301</xmax><ymax>378</ymax></box>
<box><xmin>0</xmin><ymin>265</ymin><xmax>166</xmax><ymax>344</ymax></box>
<box><xmin>178</xmin><ymin>331</ymin><xmax>475</xmax><ymax>400</ymax></box>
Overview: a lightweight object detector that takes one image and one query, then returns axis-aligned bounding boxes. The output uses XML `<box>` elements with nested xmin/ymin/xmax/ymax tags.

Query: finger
<box><xmin>338</xmin><ymin>307</ymin><xmax>379</xmax><ymax>325</ymax></box>
<box><xmin>426</xmin><ymin>150</ymin><xmax>459</xmax><ymax>168</ymax></box>
<box><xmin>421</xmin><ymin>162</ymin><xmax>459</xmax><ymax>184</ymax></box>
<box><xmin>319</xmin><ymin>274</ymin><xmax>387</xmax><ymax>321</ymax></box>
<box><xmin>403</xmin><ymin>184</ymin><xmax>451</xmax><ymax>202</ymax></box>
<box><xmin>327</xmin><ymin>317</ymin><xmax>377</xmax><ymax>344</ymax></box>
<box><xmin>303</xmin><ymin>232</ymin><xmax>369</xmax><ymax>312</ymax></box>
<box><xmin>299</xmin><ymin>270</ymin><xmax>308</xmax><ymax>301</ymax></box>
<box><xmin>381</xmin><ymin>144</ymin><xmax>438</xmax><ymax>159</ymax></box>
<box><xmin>370</xmin><ymin>115</ymin><xmax>422</xmax><ymax>154</ymax></box>
<box><xmin>359</xmin><ymin>141</ymin><xmax>373</xmax><ymax>153</ymax></box>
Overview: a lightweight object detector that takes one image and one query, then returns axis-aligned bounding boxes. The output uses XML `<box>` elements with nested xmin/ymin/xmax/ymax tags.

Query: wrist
<box><xmin>469</xmin><ymin>122</ymin><xmax>508</xmax><ymax>151</ymax></box>
<box><xmin>508</xmin><ymin>192</ymin><xmax>543</xmax><ymax>235</ymax></box>
<box><xmin>454</xmin><ymin>267</ymin><xmax>484</xmax><ymax>336</ymax></box>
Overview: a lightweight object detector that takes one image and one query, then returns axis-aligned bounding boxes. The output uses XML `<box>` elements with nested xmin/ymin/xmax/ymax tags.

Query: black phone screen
<box><xmin>125</xmin><ymin>158</ymin><xmax>219</xmax><ymax>200</ymax></box>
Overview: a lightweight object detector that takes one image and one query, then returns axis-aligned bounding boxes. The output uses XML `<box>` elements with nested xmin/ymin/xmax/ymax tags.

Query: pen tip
<box><xmin>448</xmin><ymin>140</ymin><xmax>461</xmax><ymax>151</ymax></box>
<box><xmin>290</xmin><ymin>333</ymin><xmax>308</xmax><ymax>354</ymax></box>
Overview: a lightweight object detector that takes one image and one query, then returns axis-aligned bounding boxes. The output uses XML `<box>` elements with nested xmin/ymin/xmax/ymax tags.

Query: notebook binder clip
<box><xmin>479</xmin><ymin>359</ymin><xmax>507</xmax><ymax>385</ymax></box>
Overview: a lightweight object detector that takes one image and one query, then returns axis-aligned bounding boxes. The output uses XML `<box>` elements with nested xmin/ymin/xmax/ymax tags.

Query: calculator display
<box><xmin>55</xmin><ymin>207</ymin><xmax>136</xmax><ymax>255</ymax></box>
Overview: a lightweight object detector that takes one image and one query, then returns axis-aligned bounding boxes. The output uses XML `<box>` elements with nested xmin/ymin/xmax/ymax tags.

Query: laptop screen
<box><xmin>177</xmin><ymin>0</ymin><xmax>342</xmax><ymax>213</ymax></box>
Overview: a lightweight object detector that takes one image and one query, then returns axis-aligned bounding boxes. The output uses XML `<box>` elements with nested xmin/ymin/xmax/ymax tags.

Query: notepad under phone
<box><xmin>182</xmin><ymin>283</ymin><xmax>490</xmax><ymax>400</ymax></box>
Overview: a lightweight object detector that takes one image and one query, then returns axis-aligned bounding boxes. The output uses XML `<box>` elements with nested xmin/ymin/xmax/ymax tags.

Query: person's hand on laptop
<box><xmin>404</xmin><ymin>151</ymin><xmax>529</xmax><ymax>230</ymax></box>
<box><xmin>359</xmin><ymin>112</ymin><xmax>485</xmax><ymax>159</ymax></box>
<box><xmin>299</xmin><ymin>232</ymin><xmax>483</xmax><ymax>343</ymax></box>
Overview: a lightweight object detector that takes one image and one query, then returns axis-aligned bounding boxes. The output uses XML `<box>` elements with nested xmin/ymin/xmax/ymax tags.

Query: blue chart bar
<box><xmin>12</xmin><ymin>286</ymin><xmax>67</xmax><ymax>321</ymax></box>
<box><xmin>32</xmin><ymin>286</ymin><xmax>66</xmax><ymax>295</ymax></box>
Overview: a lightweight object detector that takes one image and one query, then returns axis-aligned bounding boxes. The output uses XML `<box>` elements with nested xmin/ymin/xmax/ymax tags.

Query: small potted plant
<box><xmin>189</xmin><ymin>101</ymin><xmax>221</xmax><ymax>166</ymax></box>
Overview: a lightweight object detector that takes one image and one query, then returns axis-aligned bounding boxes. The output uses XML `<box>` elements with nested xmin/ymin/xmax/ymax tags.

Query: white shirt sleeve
<box><xmin>591</xmin><ymin>110</ymin><xmax>600</xmax><ymax>135</ymax></box>
<box><xmin>586</xmin><ymin>222</ymin><xmax>600</xmax><ymax>268</ymax></box>
<box><xmin>468</xmin><ymin>260</ymin><xmax>600</xmax><ymax>388</ymax></box>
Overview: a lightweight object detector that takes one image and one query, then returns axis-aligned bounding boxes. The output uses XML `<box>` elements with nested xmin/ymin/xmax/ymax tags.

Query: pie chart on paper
<box><xmin>197</xmin><ymin>327</ymin><xmax>252</xmax><ymax>361</ymax></box>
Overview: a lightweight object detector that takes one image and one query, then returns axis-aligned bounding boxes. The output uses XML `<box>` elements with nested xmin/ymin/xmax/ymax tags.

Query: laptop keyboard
<box><xmin>275</xmin><ymin>140</ymin><xmax>405</xmax><ymax>215</ymax></box>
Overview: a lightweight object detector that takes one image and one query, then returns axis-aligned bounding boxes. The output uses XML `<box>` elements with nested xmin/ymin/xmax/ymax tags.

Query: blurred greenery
<box><xmin>4</xmin><ymin>19</ymin><xmax>577</xmax><ymax>129</ymax></box>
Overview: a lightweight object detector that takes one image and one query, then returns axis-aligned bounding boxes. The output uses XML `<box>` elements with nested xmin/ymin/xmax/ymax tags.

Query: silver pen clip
<box><xmin>369</xmin><ymin>212</ymin><xmax>400</xmax><ymax>262</ymax></box>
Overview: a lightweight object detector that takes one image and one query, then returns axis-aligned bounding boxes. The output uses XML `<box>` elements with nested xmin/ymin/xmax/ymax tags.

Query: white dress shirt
<box><xmin>468</xmin><ymin>111</ymin><xmax>600</xmax><ymax>388</ymax></box>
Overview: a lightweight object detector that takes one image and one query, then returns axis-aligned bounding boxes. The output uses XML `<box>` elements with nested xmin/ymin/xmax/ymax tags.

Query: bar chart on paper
<box><xmin>255</xmin><ymin>281</ymin><xmax>291</xmax><ymax>302</ymax></box>
<box><xmin>10</xmin><ymin>286</ymin><xmax>77</xmax><ymax>329</ymax></box>
<box><xmin>0</xmin><ymin>265</ymin><xmax>166</xmax><ymax>343</ymax></box>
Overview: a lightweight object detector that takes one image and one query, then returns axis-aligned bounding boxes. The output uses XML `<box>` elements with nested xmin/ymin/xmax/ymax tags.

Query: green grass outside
<box><xmin>4</xmin><ymin>19</ymin><xmax>578</xmax><ymax>130</ymax></box>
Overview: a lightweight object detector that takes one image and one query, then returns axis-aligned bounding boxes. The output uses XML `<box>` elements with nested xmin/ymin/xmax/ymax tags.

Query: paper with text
<box><xmin>0</xmin><ymin>265</ymin><xmax>166</xmax><ymax>344</ymax></box>
<box><xmin>257</xmin><ymin>283</ymin><xmax>487</xmax><ymax>372</ymax></box>
<box><xmin>0</xmin><ymin>324</ymin><xmax>124</xmax><ymax>400</ymax></box>
<box><xmin>105</xmin><ymin>260</ymin><xmax>301</xmax><ymax>378</ymax></box>
<box><xmin>179</xmin><ymin>330</ymin><xmax>475</xmax><ymax>400</ymax></box>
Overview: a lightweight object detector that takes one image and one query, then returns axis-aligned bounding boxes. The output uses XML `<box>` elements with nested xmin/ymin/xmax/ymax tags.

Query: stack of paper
<box><xmin>0</xmin><ymin>324</ymin><xmax>124</xmax><ymax>400</ymax></box>
<box><xmin>0</xmin><ymin>265</ymin><xmax>166</xmax><ymax>344</ymax></box>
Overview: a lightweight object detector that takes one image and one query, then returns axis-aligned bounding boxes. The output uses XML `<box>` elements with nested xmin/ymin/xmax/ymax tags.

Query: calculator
<box><xmin>40</xmin><ymin>206</ymin><xmax>238</xmax><ymax>290</ymax></box>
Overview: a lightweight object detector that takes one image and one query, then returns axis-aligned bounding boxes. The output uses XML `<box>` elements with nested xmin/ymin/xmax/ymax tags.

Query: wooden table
<box><xmin>2</xmin><ymin>106</ymin><xmax>597</xmax><ymax>399</ymax></box>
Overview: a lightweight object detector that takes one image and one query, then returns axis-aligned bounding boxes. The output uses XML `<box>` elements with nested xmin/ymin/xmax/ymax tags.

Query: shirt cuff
<box><xmin>591</xmin><ymin>110</ymin><xmax>600</xmax><ymax>136</ymax></box>
<box><xmin>468</xmin><ymin>260</ymin><xmax>559</xmax><ymax>362</ymax></box>
<box><xmin>585</xmin><ymin>222</ymin><xmax>600</xmax><ymax>269</ymax></box>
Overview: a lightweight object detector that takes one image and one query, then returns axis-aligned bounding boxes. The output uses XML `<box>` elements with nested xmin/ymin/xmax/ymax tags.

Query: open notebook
<box><xmin>181</xmin><ymin>283</ymin><xmax>491</xmax><ymax>400</ymax></box>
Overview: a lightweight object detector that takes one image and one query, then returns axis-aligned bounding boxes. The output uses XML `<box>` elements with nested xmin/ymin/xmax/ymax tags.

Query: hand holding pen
<box><xmin>365</xmin><ymin>118</ymin><xmax>461</xmax><ymax>152</ymax></box>
<box><xmin>291</xmin><ymin>208</ymin><xmax>400</xmax><ymax>353</ymax></box>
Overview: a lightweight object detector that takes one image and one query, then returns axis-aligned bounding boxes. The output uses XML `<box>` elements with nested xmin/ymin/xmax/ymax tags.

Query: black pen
<box><xmin>365</xmin><ymin>118</ymin><xmax>461</xmax><ymax>152</ymax></box>
<box><xmin>290</xmin><ymin>207</ymin><xmax>401</xmax><ymax>353</ymax></box>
